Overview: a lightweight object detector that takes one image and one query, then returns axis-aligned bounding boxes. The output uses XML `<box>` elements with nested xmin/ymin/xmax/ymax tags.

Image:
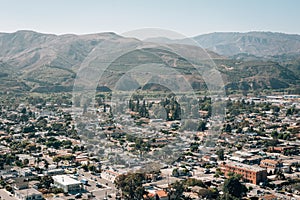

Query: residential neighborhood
<box><xmin>0</xmin><ymin>92</ymin><xmax>299</xmax><ymax>200</ymax></box>
<box><xmin>1</xmin><ymin>0</ymin><xmax>300</xmax><ymax>199</ymax></box>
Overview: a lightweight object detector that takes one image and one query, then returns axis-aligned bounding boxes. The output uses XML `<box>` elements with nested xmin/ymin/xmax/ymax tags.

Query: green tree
<box><xmin>52</xmin><ymin>156</ymin><xmax>61</xmax><ymax>168</ymax></box>
<box><xmin>190</xmin><ymin>143</ymin><xmax>199</xmax><ymax>152</ymax></box>
<box><xmin>286</xmin><ymin>108</ymin><xmax>292</xmax><ymax>116</ymax></box>
<box><xmin>222</xmin><ymin>175</ymin><xmax>247</xmax><ymax>199</ymax></box>
<box><xmin>171</xmin><ymin>181</ymin><xmax>184</xmax><ymax>200</ymax></box>
<box><xmin>184</xmin><ymin>178</ymin><xmax>206</xmax><ymax>188</ymax></box>
<box><xmin>23</xmin><ymin>158</ymin><xmax>29</xmax><ymax>166</ymax></box>
<box><xmin>271</xmin><ymin>131</ymin><xmax>278</xmax><ymax>139</ymax></box>
<box><xmin>172</xmin><ymin>168</ymin><xmax>179</xmax><ymax>177</ymax></box>
<box><xmin>82</xmin><ymin>164</ymin><xmax>89</xmax><ymax>172</ymax></box>
<box><xmin>197</xmin><ymin>188</ymin><xmax>218</xmax><ymax>199</ymax></box>
<box><xmin>224</xmin><ymin>124</ymin><xmax>232</xmax><ymax>133</ymax></box>
<box><xmin>88</xmin><ymin>165</ymin><xmax>96</xmax><ymax>172</ymax></box>
<box><xmin>216</xmin><ymin>149</ymin><xmax>225</xmax><ymax>160</ymax></box>
<box><xmin>40</xmin><ymin>176</ymin><xmax>53</xmax><ymax>188</ymax></box>
<box><xmin>114</xmin><ymin>173</ymin><xmax>146</xmax><ymax>200</ymax></box>
<box><xmin>198</xmin><ymin>121</ymin><xmax>207</xmax><ymax>131</ymax></box>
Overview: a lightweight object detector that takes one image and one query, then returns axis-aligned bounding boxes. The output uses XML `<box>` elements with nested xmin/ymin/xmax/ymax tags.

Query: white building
<box><xmin>52</xmin><ymin>175</ymin><xmax>82</xmax><ymax>193</ymax></box>
<box><xmin>14</xmin><ymin>188</ymin><xmax>43</xmax><ymax>200</ymax></box>
<box><xmin>43</xmin><ymin>168</ymin><xmax>64</xmax><ymax>176</ymax></box>
<box><xmin>19</xmin><ymin>168</ymin><xmax>32</xmax><ymax>177</ymax></box>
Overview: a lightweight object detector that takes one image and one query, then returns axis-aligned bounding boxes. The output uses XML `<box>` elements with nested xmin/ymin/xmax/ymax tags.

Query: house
<box><xmin>229</xmin><ymin>156</ymin><xmax>246</xmax><ymax>163</ymax></box>
<box><xmin>43</xmin><ymin>168</ymin><xmax>64</xmax><ymax>176</ymax></box>
<box><xmin>16</xmin><ymin>154</ymin><xmax>35</xmax><ymax>166</ymax></box>
<box><xmin>260</xmin><ymin>159</ymin><xmax>282</xmax><ymax>169</ymax></box>
<box><xmin>144</xmin><ymin>189</ymin><xmax>175</xmax><ymax>200</ymax></box>
<box><xmin>246</xmin><ymin>155</ymin><xmax>263</xmax><ymax>165</ymax></box>
<box><xmin>260</xmin><ymin>194</ymin><xmax>278</xmax><ymax>200</ymax></box>
<box><xmin>19</xmin><ymin>168</ymin><xmax>32</xmax><ymax>177</ymax></box>
<box><xmin>52</xmin><ymin>175</ymin><xmax>82</xmax><ymax>193</ymax></box>
<box><xmin>12</xmin><ymin>177</ymin><xmax>30</xmax><ymax>190</ymax></box>
<box><xmin>14</xmin><ymin>188</ymin><xmax>43</xmax><ymax>200</ymax></box>
<box><xmin>0</xmin><ymin>189</ymin><xmax>18</xmax><ymax>199</ymax></box>
<box><xmin>155</xmin><ymin>190</ymin><xmax>169</xmax><ymax>200</ymax></box>
<box><xmin>268</xmin><ymin>146</ymin><xmax>295</xmax><ymax>153</ymax></box>
<box><xmin>0</xmin><ymin>169</ymin><xmax>18</xmax><ymax>180</ymax></box>
<box><xmin>101</xmin><ymin>170</ymin><xmax>121</xmax><ymax>182</ymax></box>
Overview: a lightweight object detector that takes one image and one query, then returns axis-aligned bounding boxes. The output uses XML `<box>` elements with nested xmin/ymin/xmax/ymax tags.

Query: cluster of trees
<box><xmin>226</xmin><ymin>99</ymin><xmax>279</xmax><ymax>117</ymax></box>
<box><xmin>198</xmin><ymin>96</ymin><xmax>212</xmax><ymax>118</ymax></box>
<box><xmin>129</xmin><ymin>98</ymin><xmax>149</xmax><ymax>118</ymax></box>
<box><xmin>190</xmin><ymin>142</ymin><xmax>200</xmax><ymax>152</ymax></box>
<box><xmin>45</xmin><ymin>137</ymin><xmax>72</xmax><ymax>149</ymax></box>
<box><xmin>125</xmin><ymin>94</ymin><xmax>215</xmax><ymax>123</ymax></box>
<box><xmin>172</xmin><ymin>167</ymin><xmax>190</xmax><ymax>177</ymax></box>
<box><xmin>216</xmin><ymin>149</ymin><xmax>225</xmax><ymax>160</ymax></box>
<box><xmin>115</xmin><ymin>172</ymin><xmax>185</xmax><ymax>200</ymax></box>
<box><xmin>227</xmin><ymin>99</ymin><xmax>254</xmax><ymax>116</ymax></box>
<box><xmin>115</xmin><ymin>171</ymin><xmax>248</xmax><ymax>200</ymax></box>
<box><xmin>126</xmin><ymin>134</ymin><xmax>151</xmax><ymax>152</ymax></box>
<box><xmin>286</xmin><ymin>106</ymin><xmax>299</xmax><ymax>116</ymax></box>
<box><xmin>271</xmin><ymin>130</ymin><xmax>291</xmax><ymax>140</ymax></box>
<box><xmin>52</xmin><ymin>155</ymin><xmax>75</xmax><ymax>166</ymax></box>
<box><xmin>81</xmin><ymin>163</ymin><xmax>99</xmax><ymax>173</ymax></box>
<box><xmin>221</xmin><ymin>174</ymin><xmax>248</xmax><ymax>200</ymax></box>
<box><xmin>0</xmin><ymin>153</ymin><xmax>19</xmax><ymax>168</ymax></box>
<box><xmin>114</xmin><ymin>172</ymin><xmax>147</xmax><ymax>200</ymax></box>
<box><xmin>178</xmin><ymin>95</ymin><xmax>212</xmax><ymax>119</ymax></box>
<box><xmin>160</xmin><ymin>97</ymin><xmax>181</xmax><ymax>121</ymax></box>
<box><xmin>28</xmin><ymin>94</ymin><xmax>72</xmax><ymax>108</ymax></box>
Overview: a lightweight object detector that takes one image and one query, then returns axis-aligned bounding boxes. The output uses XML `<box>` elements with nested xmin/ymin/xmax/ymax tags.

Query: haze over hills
<box><xmin>192</xmin><ymin>32</ymin><xmax>300</xmax><ymax>57</ymax></box>
<box><xmin>0</xmin><ymin>30</ymin><xmax>299</xmax><ymax>94</ymax></box>
<box><xmin>148</xmin><ymin>31</ymin><xmax>300</xmax><ymax>57</ymax></box>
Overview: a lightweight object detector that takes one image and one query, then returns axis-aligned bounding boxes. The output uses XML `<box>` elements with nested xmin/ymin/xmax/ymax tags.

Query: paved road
<box><xmin>78</xmin><ymin>169</ymin><xmax>118</xmax><ymax>200</ymax></box>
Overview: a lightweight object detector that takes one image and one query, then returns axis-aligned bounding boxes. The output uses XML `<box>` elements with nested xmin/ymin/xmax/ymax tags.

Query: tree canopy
<box><xmin>114</xmin><ymin>172</ymin><xmax>147</xmax><ymax>200</ymax></box>
<box><xmin>222</xmin><ymin>174</ymin><xmax>247</xmax><ymax>199</ymax></box>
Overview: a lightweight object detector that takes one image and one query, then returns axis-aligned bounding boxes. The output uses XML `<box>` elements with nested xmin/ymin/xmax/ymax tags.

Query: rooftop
<box><xmin>223</xmin><ymin>161</ymin><xmax>266</xmax><ymax>172</ymax></box>
<box><xmin>16</xmin><ymin>188</ymin><xmax>42</xmax><ymax>196</ymax></box>
<box><xmin>261</xmin><ymin>159</ymin><xmax>279</xmax><ymax>165</ymax></box>
<box><xmin>53</xmin><ymin>175</ymin><xmax>81</xmax><ymax>185</ymax></box>
<box><xmin>0</xmin><ymin>189</ymin><xmax>17</xmax><ymax>200</ymax></box>
<box><xmin>156</xmin><ymin>190</ymin><xmax>168</xmax><ymax>198</ymax></box>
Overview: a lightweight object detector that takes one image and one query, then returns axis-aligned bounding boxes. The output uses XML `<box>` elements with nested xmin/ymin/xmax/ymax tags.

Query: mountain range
<box><xmin>193</xmin><ymin>32</ymin><xmax>300</xmax><ymax>57</ymax></box>
<box><xmin>0</xmin><ymin>30</ymin><xmax>299</xmax><ymax>94</ymax></box>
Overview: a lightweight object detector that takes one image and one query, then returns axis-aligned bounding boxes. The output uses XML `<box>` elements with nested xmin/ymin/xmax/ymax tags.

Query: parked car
<box><xmin>96</xmin><ymin>182</ymin><xmax>103</xmax><ymax>188</ymax></box>
<box><xmin>75</xmin><ymin>193</ymin><xmax>82</xmax><ymax>198</ymax></box>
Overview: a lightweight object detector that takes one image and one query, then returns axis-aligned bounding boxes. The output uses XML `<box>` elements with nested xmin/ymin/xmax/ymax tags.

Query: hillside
<box><xmin>0</xmin><ymin>30</ymin><xmax>124</xmax><ymax>92</ymax></box>
<box><xmin>0</xmin><ymin>30</ymin><xmax>299</xmax><ymax>94</ymax></box>
<box><xmin>192</xmin><ymin>32</ymin><xmax>300</xmax><ymax>57</ymax></box>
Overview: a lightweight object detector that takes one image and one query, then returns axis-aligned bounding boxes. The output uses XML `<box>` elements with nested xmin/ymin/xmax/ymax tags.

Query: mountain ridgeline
<box><xmin>192</xmin><ymin>32</ymin><xmax>300</xmax><ymax>57</ymax></box>
<box><xmin>0</xmin><ymin>30</ymin><xmax>299</xmax><ymax>94</ymax></box>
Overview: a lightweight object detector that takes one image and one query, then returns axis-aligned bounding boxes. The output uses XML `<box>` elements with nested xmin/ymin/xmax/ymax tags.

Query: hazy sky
<box><xmin>1</xmin><ymin>0</ymin><xmax>299</xmax><ymax>37</ymax></box>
